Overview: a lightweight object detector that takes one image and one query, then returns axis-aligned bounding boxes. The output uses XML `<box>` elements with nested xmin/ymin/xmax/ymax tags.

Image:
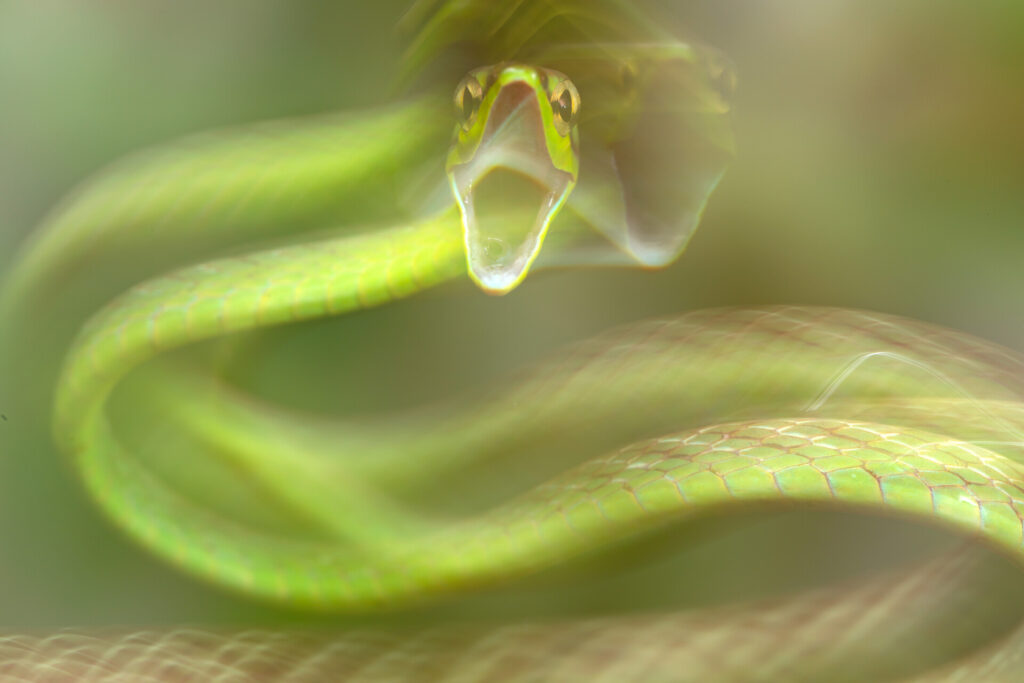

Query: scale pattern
<box><xmin>0</xmin><ymin>550</ymin><xmax>1016</xmax><ymax>681</ymax></box>
<box><xmin>1</xmin><ymin>22</ymin><xmax>1022</xmax><ymax>674</ymax></box>
<box><xmin>30</xmin><ymin>244</ymin><xmax>1024</xmax><ymax>675</ymax></box>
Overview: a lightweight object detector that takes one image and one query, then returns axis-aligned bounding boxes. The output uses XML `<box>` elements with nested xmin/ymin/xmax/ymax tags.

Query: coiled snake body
<box><xmin>2</xmin><ymin>1</ymin><xmax>1023</xmax><ymax>680</ymax></box>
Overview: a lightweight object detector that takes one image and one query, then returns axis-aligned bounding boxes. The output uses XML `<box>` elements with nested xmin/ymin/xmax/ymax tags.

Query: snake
<box><xmin>2</xmin><ymin>1</ymin><xmax>1024</xmax><ymax>680</ymax></box>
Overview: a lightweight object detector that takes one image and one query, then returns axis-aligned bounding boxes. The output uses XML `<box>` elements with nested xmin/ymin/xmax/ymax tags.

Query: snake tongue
<box><xmin>450</xmin><ymin>82</ymin><xmax>573</xmax><ymax>294</ymax></box>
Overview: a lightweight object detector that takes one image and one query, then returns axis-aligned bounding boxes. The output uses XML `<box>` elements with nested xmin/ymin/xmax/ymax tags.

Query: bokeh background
<box><xmin>1</xmin><ymin>0</ymin><xmax>1022</xmax><ymax>630</ymax></box>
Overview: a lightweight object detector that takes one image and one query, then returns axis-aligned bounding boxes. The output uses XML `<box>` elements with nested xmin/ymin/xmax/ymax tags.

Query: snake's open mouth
<box><xmin>449</xmin><ymin>82</ymin><xmax>574</xmax><ymax>294</ymax></box>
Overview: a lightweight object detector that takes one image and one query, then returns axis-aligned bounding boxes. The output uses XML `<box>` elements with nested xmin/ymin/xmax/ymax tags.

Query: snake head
<box><xmin>545</xmin><ymin>43</ymin><xmax>737</xmax><ymax>268</ymax></box>
<box><xmin>446</xmin><ymin>63</ymin><xmax>580</xmax><ymax>294</ymax></box>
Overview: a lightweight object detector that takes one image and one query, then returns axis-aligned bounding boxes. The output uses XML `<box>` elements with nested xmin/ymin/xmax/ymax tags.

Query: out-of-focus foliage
<box><xmin>0</xmin><ymin>0</ymin><xmax>1022</xmax><ymax>631</ymax></box>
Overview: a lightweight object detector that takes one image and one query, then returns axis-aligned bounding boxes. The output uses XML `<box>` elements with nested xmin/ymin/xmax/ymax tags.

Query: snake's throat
<box><xmin>450</xmin><ymin>83</ymin><xmax>574</xmax><ymax>294</ymax></box>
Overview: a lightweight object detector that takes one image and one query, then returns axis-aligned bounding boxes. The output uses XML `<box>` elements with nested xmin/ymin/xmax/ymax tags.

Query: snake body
<box><xmin>3</xmin><ymin>1</ymin><xmax>1024</xmax><ymax>680</ymax></box>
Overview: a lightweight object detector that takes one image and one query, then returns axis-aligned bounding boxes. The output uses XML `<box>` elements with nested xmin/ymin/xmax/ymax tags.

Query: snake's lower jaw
<box><xmin>451</xmin><ymin>167</ymin><xmax>573</xmax><ymax>294</ymax></box>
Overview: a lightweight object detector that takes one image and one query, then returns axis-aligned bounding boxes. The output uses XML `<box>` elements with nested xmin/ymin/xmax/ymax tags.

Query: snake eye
<box><xmin>709</xmin><ymin>61</ymin><xmax>737</xmax><ymax>105</ymax></box>
<box><xmin>454</xmin><ymin>75</ymin><xmax>484</xmax><ymax>130</ymax></box>
<box><xmin>619</xmin><ymin>61</ymin><xmax>639</xmax><ymax>92</ymax></box>
<box><xmin>548</xmin><ymin>78</ymin><xmax>580</xmax><ymax>137</ymax></box>
<box><xmin>700</xmin><ymin>53</ymin><xmax>737</xmax><ymax>113</ymax></box>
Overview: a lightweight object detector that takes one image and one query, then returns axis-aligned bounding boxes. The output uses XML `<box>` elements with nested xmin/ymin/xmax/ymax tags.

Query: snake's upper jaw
<box><xmin>449</xmin><ymin>82</ymin><xmax>575</xmax><ymax>294</ymax></box>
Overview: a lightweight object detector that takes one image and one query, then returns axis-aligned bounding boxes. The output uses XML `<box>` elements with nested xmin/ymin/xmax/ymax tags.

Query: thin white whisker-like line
<box><xmin>484</xmin><ymin>96</ymin><xmax>532</xmax><ymax>145</ymax></box>
<box><xmin>806</xmin><ymin>350</ymin><xmax>1024</xmax><ymax>449</ymax></box>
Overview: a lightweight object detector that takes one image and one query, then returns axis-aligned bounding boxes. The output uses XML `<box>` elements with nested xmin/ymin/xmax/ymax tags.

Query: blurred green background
<box><xmin>1</xmin><ymin>0</ymin><xmax>1023</xmax><ymax>629</ymax></box>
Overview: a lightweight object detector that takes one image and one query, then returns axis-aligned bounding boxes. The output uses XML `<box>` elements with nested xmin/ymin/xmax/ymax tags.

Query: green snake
<box><xmin>3</xmin><ymin>1</ymin><xmax>1024</xmax><ymax>680</ymax></box>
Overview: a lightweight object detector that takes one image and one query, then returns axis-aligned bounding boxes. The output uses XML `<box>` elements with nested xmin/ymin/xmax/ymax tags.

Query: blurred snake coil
<box><xmin>2</xmin><ymin>1</ymin><xmax>1024</xmax><ymax>681</ymax></box>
